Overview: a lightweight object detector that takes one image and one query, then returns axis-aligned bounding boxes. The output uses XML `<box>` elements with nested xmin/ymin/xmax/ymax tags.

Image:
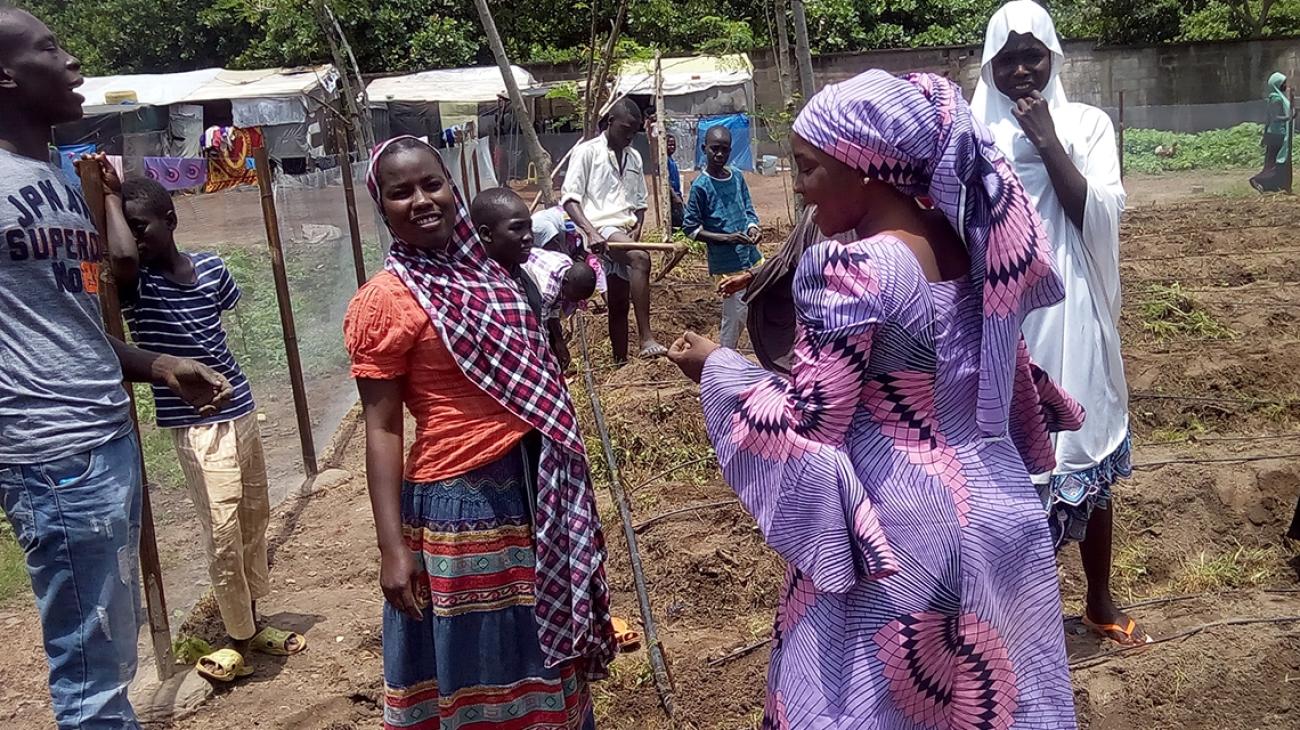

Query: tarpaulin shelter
<box><xmin>365</xmin><ymin>66</ymin><xmax>542</xmax><ymax>198</ymax></box>
<box><xmin>613</xmin><ymin>54</ymin><xmax>756</xmax><ymax>171</ymax></box>
<box><xmin>58</xmin><ymin>65</ymin><xmax>340</xmax><ymax>189</ymax></box>
<box><xmin>366</xmin><ymin>65</ymin><xmax>538</xmax><ymax>139</ymax></box>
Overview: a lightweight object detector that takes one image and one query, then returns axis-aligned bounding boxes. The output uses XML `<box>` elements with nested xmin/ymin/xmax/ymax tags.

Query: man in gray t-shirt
<box><xmin>0</xmin><ymin>146</ymin><xmax>133</xmax><ymax>461</ymax></box>
<box><xmin>0</xmin><ymin>8</ymin><xmax>232</xmax><ymax>729</ymax></box>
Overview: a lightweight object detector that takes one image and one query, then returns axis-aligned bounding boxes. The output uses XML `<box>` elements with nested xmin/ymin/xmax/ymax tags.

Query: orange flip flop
<box><xmin>611</xmin><ymin>617</ymin><xmax>642</xmax><ymax>653</ymax></box>
<box><xmin>1082</xmin><ymin>615</ymin><xmax>1152</xmax><ymax>647</ymax></box>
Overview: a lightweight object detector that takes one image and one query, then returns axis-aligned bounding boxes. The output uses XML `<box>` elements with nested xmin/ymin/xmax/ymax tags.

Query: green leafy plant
<box><xmin>1124</xmin><ymin>124</ymin><xmax>1269</xmax><ymax>174</ymax></box>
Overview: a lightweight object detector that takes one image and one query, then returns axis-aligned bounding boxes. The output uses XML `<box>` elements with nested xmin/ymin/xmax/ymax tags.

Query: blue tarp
<box><xmin>56</xmin><ymin>144</ymin><xmax>96</xmax><ymax>185</ymax></box>
<box><xmin>694</xmin><ymin>114</ymin><xmax>753</xmax><ymax>171</ymax></box>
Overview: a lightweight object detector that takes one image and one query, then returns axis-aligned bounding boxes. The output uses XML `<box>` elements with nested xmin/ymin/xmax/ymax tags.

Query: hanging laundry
<box><xmin>205</xmin><ymin>127</ymin><xmax>263</xmax><ymax>193</ymax></box>
<box><xmin>143</xmin><ymin>157</ymin><xmax>208</xmax><ymax>192</ymax></box>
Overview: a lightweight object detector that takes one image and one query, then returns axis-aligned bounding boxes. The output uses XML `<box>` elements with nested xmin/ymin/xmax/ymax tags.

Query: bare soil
<box><xmin>2</xmin><ymin>173</ymin><xmax>1299</xmax><ymax>729</ymax></box>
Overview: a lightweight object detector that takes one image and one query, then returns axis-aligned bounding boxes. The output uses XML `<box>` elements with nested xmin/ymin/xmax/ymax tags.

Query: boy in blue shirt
<box><xmin>683</xmin><ymin>125</ymin><xmax>762</xmax><ymax>348</ymax></box>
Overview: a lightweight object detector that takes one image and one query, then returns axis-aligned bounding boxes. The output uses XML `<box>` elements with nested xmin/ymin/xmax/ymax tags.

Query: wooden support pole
<box><xmin>335</xmin><ymin>116</ymin><xmax>367</xmax><ymax>288</ymax></box>
<box><xmin>1289</xmin><ymin>86</ymin><xmax>1295</xmax><ymax>195</ymax></box>
<box><xmin>791</xmin><ymin>0</ymin><xmax>816</xmax><ymax>103</ymax></box>
<box><xmin>1118</xmin><ymin>90</ymin><xmax>1126</xmax><ymax>180</ymax></box>
<box><xmin>472</xmin><ymin>0</ymin><xmax>557</xmax><ymax>204</ymax></box>
<box><xmin>606</xmin><ymin>241</ymin><xmax>684</xmax><ymax>252</ymax></box>
<box><xmin>78</xmin><ymin>162</ymin><xmax>176</xmax><ymax>680</ymax></box>
<box><xmin>773</xmin><ymin>0</ymin><xmax>795</xmax><ymax>109</ymax></box>
<box><xmin>653</xmin><ymin>52</ymin><xmax>671</xmax><ymax>243</ymax></box>
<box><xmin>252</xmin><ymin>146</ymin><xmax>319</xmax><ymax>478</ymax></box>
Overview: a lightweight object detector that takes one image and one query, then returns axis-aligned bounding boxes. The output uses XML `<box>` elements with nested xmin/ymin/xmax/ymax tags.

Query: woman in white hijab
<box><xmin>973</xmin><ymin>1</ymin><xmax>1146</xmax><ymax>646</ymax></box>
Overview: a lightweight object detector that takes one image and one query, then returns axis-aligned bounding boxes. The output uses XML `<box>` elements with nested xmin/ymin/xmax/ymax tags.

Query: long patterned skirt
<box><xmin>382</xmin><ymin>445</ymin><xmax>595</xmax><ymax>730</ymax></box>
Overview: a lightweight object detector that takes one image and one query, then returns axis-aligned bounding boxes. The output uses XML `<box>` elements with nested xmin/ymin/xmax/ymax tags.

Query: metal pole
<box><xmin>78</xmin><ymin>163</ymin><xmax>176</xmax><ymax>680</ymax></box>
<box><xmin>575</xmin><ymin>317</ymin><xmax>678</xmax><ymax>725</ymax></box>
<box><xmin>1118</xmin><ymin>90</ymin><xmax>1126</xmax><ymax>180</ymax></box>
<box><xmin>791</xmin><ymin>0</ymin><xmax>816</xmax><ymax>103</ymax></box>
<box><xmin>335</xmin><ymin>116</ymin><xmax>367</xmax><ymax>288</ymax></box>
<box><xmin>252</xmin><ymin>145</ymin><xmax>319</xmax><ymax>478</ymax></box>
<box><xmin>654</xmin><ymin>52</ymin><xmax>671</xmax><ymax>242</ymax></box>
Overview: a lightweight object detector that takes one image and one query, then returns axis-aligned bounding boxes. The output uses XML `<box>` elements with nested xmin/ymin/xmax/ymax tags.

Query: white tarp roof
<box><xmin>614</xmin><ymin>54</ymin><xmax>753</xmax><ymax>97</ymax></box>
<box><xmin>366</xmin><ymin>65</ymin><xmax>537</xmax><ymax>104</ymax></box>
<box><xmin>79</xmin><ymin>65</ymin><xmax>337</xmax><ymax>114</ymax></box>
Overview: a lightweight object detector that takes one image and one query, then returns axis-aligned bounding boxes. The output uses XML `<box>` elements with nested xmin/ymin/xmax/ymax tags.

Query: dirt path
<box><xmin>3</xmin><ymin>185</ymin><xmax>1299</xmax><ymax>729</ymax></box>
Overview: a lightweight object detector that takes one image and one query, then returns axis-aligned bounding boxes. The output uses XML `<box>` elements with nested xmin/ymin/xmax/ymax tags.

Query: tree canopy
<box><xmin>16</xmin><ymin>0</ymin><xmax>1300</xmax><ymax>76</ymax></box>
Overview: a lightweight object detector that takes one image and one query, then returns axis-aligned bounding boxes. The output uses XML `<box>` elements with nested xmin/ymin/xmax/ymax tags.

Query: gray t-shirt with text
<box><xmin>0</xmin><ymin>148</ymin><xmax>130</xmax><ymax>463</ymax></box>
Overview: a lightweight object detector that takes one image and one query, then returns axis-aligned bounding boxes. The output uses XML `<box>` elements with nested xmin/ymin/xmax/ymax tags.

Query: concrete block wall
<box><xmin>527</xmin><ymin>36</ymin><xmax>1300</xmax><ymax>133</ymax></box>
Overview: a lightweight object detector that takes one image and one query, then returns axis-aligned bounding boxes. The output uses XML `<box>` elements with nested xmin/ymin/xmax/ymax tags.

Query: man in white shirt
<box><xmin>561</xmin><ymin>98</ymin><xmax>664</xmax><ymax>363</ymax></box>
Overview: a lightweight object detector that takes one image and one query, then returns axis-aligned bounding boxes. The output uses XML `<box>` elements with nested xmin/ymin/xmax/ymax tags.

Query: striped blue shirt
<box><xmin>124</xmin><ymin>252</ymin><xmax>256</xmax><ymax>428</ymax></box>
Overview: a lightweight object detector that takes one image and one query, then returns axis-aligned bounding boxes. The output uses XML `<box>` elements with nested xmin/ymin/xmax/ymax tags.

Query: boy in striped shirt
<box><xmin>106</xmin><ymin>177</ymin><xmax>303</xmax><ymax>682</ymax></box>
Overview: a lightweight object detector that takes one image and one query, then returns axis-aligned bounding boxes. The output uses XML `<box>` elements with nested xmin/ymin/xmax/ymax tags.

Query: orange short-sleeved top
<box><xmin>344</xmin><ymin>271</ymin><xmax>532</xmax><ymax>482</ymax></box>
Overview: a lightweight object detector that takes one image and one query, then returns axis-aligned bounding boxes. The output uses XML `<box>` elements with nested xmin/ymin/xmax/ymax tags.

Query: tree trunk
<box><xmin>774</xmin><ymin>0</ymin><xmax>795</xmax><ymax>109</ymax></box>
<box><xmin>471</xmin><ymin>0</ymin><xmax>556</xmax><ymax>204</ymax></box>
<box><xmin>790</xmin><ymin>0</ymin><xmax>815</xmax><ymax>104</ymax></box>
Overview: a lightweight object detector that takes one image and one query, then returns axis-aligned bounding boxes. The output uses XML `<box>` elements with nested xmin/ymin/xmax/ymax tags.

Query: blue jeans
<box><xmin>0</xmin><ymin>432</ymin><xmax>143</xmax><ymax>729</ymax></box>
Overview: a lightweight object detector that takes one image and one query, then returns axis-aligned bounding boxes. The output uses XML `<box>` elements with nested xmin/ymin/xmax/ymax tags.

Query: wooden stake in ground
<box><xmin>334</xmin><ymin>112</ymin><xmax>367</xmax><ymax>288</ymax></box>
<box><xmin>252</xmin><ymin>146</ymin><xmax>319</xmax><ymax>478</ymax></box>
<box><xmin>790</xmin><ymin>0</ymin><xmax>816</xmax><ymax>103</ymax></box>
<box><xmin>78</xmin><ymin>162</ymin><xmax>176</xmax><ymax>680</ymax></box>
<box><xmin>472</xmin><ymin>0</ymin><xmax>557</xmax><ymax>205</ymax></box>
<box><xmin>653</xmin><ymin>52</ymin><xmax>672</xmax><ymax>243</ymax></box>
<box><xmin>575</xmin><ymin>317</ymin><xmax>679</xmax><ymax>725</ymax></box>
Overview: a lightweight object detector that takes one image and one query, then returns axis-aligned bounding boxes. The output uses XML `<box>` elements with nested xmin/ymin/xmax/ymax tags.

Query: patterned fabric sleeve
<box><xmin>1008</xmin><ymin>337</ymin><xmax>1085</xmax><ymax>475</ymax></box>
<box><xmin>698</xmin><ymin>243</ymin><xmax>900</xmax><ymax>593</ymax></box>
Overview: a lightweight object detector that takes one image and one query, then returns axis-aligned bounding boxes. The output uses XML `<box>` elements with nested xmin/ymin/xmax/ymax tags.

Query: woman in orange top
<box><xmin>344</xmin><ymin>137</ymin><xmax>614</xmax><ymax>730</ymax></box>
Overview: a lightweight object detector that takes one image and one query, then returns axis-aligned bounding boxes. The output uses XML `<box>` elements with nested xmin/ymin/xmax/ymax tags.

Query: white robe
<box><xmin>972</xmin><ymin>1</ymin><xmax>1129</xmax><ymax>477</ymax></box>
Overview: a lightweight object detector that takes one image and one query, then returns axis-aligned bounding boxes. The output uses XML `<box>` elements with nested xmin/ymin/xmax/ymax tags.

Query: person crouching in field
<box><xmin>683</xmin><ymin>125</ymin><xmax>762</xmax><ymax>349</ymax></box>
<box><xmin>104</xmin><ymin>174</ymin><xmax>305</xmax><ymax>682</ymax></box>
<box><xmin>344</xmin><ymin>136</ymin><xmax>613</xmax><ymax>730</ymax></box>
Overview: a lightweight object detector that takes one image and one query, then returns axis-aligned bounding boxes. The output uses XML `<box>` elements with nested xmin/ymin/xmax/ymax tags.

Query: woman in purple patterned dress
<box><xmin>668</xmin><ymin>70</ymin><xmax>1085</xmax><ymax>728</ymax></box>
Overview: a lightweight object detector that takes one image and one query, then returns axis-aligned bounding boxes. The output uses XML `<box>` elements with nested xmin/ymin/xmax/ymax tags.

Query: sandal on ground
<box><xmin>638</xmin><ymin>343</ymin><xmax>668</xmax><ymax>359</ymax></box>
<box><xmin>611</xmin><ymin>617</ymin><xmax>642</xmax><ymax>653</ymax></box>
<box><xmin>250</xmin><ymin>626</ymin><xmax>307</xmax><ymax>656</ymax></box>
<box><xmin>1082</xmin><ymin>614</ymin><xmax>1152</xmax><ymax>647</ymax></box>
<box><xmin>195</xmin><ymin>648</ymin><xmax>253</xmax><ymax>683</ymax></box>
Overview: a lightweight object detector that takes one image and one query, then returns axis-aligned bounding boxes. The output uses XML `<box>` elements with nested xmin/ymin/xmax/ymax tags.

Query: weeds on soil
<box><xmin>1139</xmin><ymin>283</ymin><xmax>1235</xmax><ymax>341</ymax></box>
<box><xmin>1173</xmin><ymin>541</ymin><xmax>1284</xmax><ymax>593</ymax></box>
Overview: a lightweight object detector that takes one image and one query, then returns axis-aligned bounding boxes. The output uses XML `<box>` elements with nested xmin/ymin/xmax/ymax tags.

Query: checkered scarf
<box><xmin>366</xmin><ymin>136</ymin><xmax>614</xmax><ymax>675</ymax></box>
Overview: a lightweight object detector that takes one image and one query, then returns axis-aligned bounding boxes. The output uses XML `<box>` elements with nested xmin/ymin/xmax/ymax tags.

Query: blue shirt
<box><xmin>683</xmin><ymin>168</ymin><xmax>762</xmax><ymax>276</ymax></box>
<box><xmin>124</xmin><ymin>252</ymin><xmax>256</xmax><ymax>428</ymax></box>
<box><xmin>667</xmin><ymin>156</ymin><xmax>681</xmax><ymax>196</ymax></box>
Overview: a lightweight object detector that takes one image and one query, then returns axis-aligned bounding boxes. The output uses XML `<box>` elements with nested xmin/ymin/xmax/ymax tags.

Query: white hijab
<box><xmin>971</xmin><ymin>0</ymin><xmax>1070</xmax><ymax>154</ymax></box>
<box><xmin>972</xmin><ymin>0</ymin><xmax>1131</xmax><ymax>478</ymax></box>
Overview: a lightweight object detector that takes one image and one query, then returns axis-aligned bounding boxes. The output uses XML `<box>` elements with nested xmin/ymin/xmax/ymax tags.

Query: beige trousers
<box><xmin>171</xmin><ymin>412</ymin><xmax>271</xmax><ymax>641</ymax></box>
